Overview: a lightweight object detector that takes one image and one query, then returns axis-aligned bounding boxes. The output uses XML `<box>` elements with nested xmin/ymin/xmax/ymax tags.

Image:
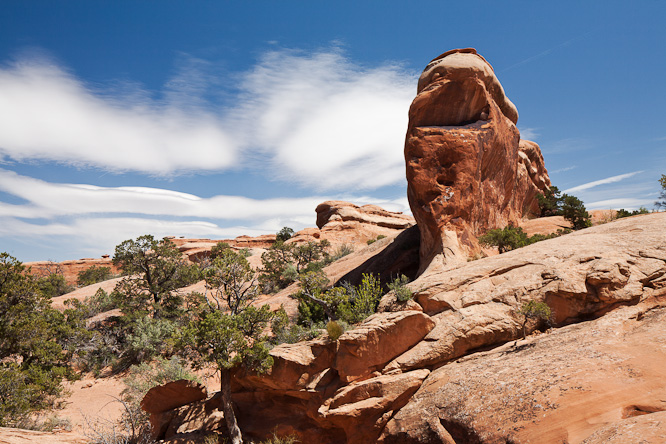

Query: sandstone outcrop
<box><xmin>25</xmin><ymin>257</ymin><xmax>120</xmax><ymax>286</ymax></box>
<box><xmin>378</xmin><ymin>293</ymin><xmax>666</xmax><ymax>443</ymax></box>
<box><xmin>289</xmin><ymin>201</ymin><xmax>415</xmax><ymax>249</ymax></box>
<box><xmin>141</xmin><ymin>380</ymin><xmax>208</xmax><ymax>414</ymax></box>
<box><xmin>159</xmin><ymin>213</ymin><xmax>666</xmax><ymax>443</ymax></box>
<box><xmin>405</xmin><ymin>48</ymin><xmax>550</xmax><ymax>272</ymax></box>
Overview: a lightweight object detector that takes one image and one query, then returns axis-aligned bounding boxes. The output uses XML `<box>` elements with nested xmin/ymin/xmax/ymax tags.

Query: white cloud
<box><xmin>0</xmin><ymin>169</ymin><xmax>327</xmax><ymax>220</ymax></box>
<box><xmin>550</xmin><ymin>165</ymin><xmax>577</xmax><ymax>174</ymax></box>
<box><xmin>585</xmin><ymin>198</ymin><xmax>655</xmax><ymax>211</ymax></box>
<box><xmin>0</xmin><ymin>169</ymin><xmax>412</xmax><ymax>259</ymax></box>
<box><xmin>518</xmin><ymin>127</ymin><xmax>539</xmax><ymax>141</ymax></box>
<box><xmin>0</xmin><ymin>215</ymin><xmax>275</xmax><ymax>258</ymax></box>
<box><xmin>0</xmin><ymin>49</ymin><xmax>417</xmax><ymax>190</ymax></box>
<box><xmin>0</xmin><ymin>59</ymin><xmax>237</xmax><ymax>174</ymax></box>
<box><xmin>236</xmin><ymin>48</ymin><xmax>416</xmax><ymax>190</ymax></box>
<box><xmin>564</xmin><ymin>171</ymin><xmax>643</xmax><ymax>193</ymax></box>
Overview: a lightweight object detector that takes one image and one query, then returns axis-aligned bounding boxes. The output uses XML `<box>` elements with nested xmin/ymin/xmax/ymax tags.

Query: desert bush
<box><xmin>330</xmin><ymin>244</ymin><xmax>354</xmax><ymax>261</ymax></box>
<box><xmin>388</xmin><ymin>275</ymin><xmax>413</xmax><ymax>302</ymax></box>
<box><xmin>77</xmin><ymin>266</ymin><xmax>113</xmax><ymax>287</ymax></box>
<box><xmin>275</xmin><ymin>227</ymin><xmax>295</xmax><ymax>242</ymax></box>
<box><xmin>517</xmin><ymin>301</ymin><xmax>552</xmax><ymax>340</ymax></box>
<box><xmin>123</xmin><ymin>317</ymin><xmax>177</xmax><ymax>365</ymax></box>
<box><xmin>258</xmin><ymin>430</ymin><xmax>300</xmax><ymax>444</ymax></box>
<box><xmin>616</xmin><ymin>207</ymin><xmax>650</xmax><ymax>218</ymax></box>
<box><xmin>36</xmin><ymin>272</ymin><xmax>74</xmax><ymax>298</ymax></box>
<box><xmin>326</xmin><ymin>320</ymin><xmax>344</xmax><ymax>341</ymax></box>
<box><xmin>296</xmin><ymin>273</ymin><xmax>383</xmax><ymax>326</ymax></box>
<box><xmin>479</xmin><ymin>225</ymin><xmax>530</xmax><ymax>253</ymax></box>
<box><xmin>480</xmin><ymin>226</ymin><xmax>571</xmax><ymax>253</ymax></box>
<box><xmin>14</xmin><ymin>414</ymin><xmax>72</xmax><ymax>432</ymax></box>
<box><xmin>108</xmin><ymin>357</ymin><xmax>200</xmax><ymax>444</ymax></box>
<box><xmin>0</xmin><ymin>253</ymin><xmax>82</xmax><ymax>425</ymax></box>
<box><xmin>113</xmin><ymin>235</ymin><xmax>200</xmax><ymax>320</ymax></box>
<box><xmin>536</xmin><ymin>186</ymin><xmax>562</xmax><ymax>217</ymax></box>
<box><xmin>259</xmin><ymin>238</ymin><xmax>330</xmax><ymax>293</ymax></box>
<box><xmin>271</xmin><ymin>306</ymin><xmax>322</xmax><ymax>344</ymax></box>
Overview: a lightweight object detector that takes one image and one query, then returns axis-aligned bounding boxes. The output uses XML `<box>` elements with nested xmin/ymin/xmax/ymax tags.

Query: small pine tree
<box><xmin>561</xmin><ymin>194</ymin><xmax>591</xmax><ymax>230</ymax></box>
<box><xmin>180</xmin><ymin>248</ymin><xmax>273</xmax><ymax>444</ymax></box>
<box><xmin>537</xmin><ymin>186</ymin><xmax>562</xmax><ymax>217</ymax></box>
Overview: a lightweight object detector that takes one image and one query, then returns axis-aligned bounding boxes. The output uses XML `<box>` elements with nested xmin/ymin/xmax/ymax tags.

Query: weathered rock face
<box><xmin>378</xmin><ymin>294</ymin><xmax>666</xmax><ymax>444</ymax></box>
<box><xmin>25</xmin><ymin>257</ymin><xmax>120</xmax><ymax>286</ymax></box>
<box><xmin>290</xmin><ymin>200</ymin><xmax>415</xmax><ymax>249</ymax></box>
<box><xmin>229</xmin><ymin>213</ymin><xmax>665</xmax><ymax>443</ymax></box>
<box><xmin>405</xmin><ymin>48</ymin><xmax>550</xmax><ymax>272</ymax></box>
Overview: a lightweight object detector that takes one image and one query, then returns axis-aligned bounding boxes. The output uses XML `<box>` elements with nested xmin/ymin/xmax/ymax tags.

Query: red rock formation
<box><xmin>24</xmin><ymin>257</ymin><xmax>120</xmax><ymax>286</ymax></box>
<box><xmin>405</xmin><ymin>48</ymin><xmax>550</xmax><ymax>273</ymax></box>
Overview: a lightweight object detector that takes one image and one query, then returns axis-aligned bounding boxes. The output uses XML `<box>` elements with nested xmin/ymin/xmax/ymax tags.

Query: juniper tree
<box><xmin>180</xmin><ymin>248</ymin><xmax>273</xmax><ymax>444</ymax></box>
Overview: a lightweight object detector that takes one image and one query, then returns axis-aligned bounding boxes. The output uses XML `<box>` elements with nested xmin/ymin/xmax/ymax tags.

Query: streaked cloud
<box><xmin>564</xmin><ymin>171</ymin><xmax>643</xmax><ymax>193</ymax></box>
<box><xmin>0</xmin><ymin>169</ymin><xmax>411</xmax><ymax>259</ymax></box>
<box><xmin>0</xmin><ymin>58</ymin><xmax>237</xmax><ymax>174</ymax></box>
<box><xmin>518</xmin><ymin>127</ymin><xmax>539</xmax><ymax>141</ymax></box>
<box><xmin>0</xmin><ymin>48</ymin><xmax>416</xmax><ymax>190</ymax></box>
<box><xmin>550</xmin><ymin>165</ymin><xmax>577</xmax><ymax>174</ymax></box>
<box><xmin>235</xmin><ymin>48</ymin><xmax>415</xmax><ymax>189</ymax></box>
<box><xmin>585</xmin><ymin>198</ymin><xmax>655</xmax><ymax>211</ymax></box>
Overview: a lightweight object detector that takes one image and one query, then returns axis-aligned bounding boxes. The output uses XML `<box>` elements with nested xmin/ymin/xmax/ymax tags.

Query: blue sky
<box><xmin>1</xmin><ymin>1</ymin><xmax>664</xmax><ymax>262</ymax></box>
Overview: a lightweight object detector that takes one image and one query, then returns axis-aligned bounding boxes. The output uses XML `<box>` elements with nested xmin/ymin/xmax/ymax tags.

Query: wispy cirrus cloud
<box><xmin>563</xmin><ymin>171</ymin><xmax>644</xmax><ymax>193</ymax></box>
<box><xmin>0</xmin><ymin>58</ymin><xmax>238</xmax><ymax>174</ymax></box>
<box><xmin>518</xmin><ymin>127</ymin><xmax>539</xmax><ymax>141</ymax></box>
<box><xmin>550</xmin><ymin>165</ymin><xmax>577</xmax><ymax>174</ymax></box>
<box><xmin>0</xmin><ymin>48</ymin><xmax>416</xmax><ymax>190</ymax></box>
<box><xmin>236</xmin><ymin>48</ymin><xmax>416</xmax><ymax>189</ymax></box>
<box><xmin>0</xmin><ymin>169</ymin><xmax>411</xmax><ymax>258</ymax></box>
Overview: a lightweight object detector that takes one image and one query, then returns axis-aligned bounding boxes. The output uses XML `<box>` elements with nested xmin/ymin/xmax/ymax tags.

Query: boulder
<box><xmin>140</xmin><ymin>379</ymin><xmax>207</xmax><ymax>414</ymax></box>
<box><xmin>315</xmin><ymin>201</ymin><xmax>414</xmax><ymax>231</ymax></box>
<box><xmin>404</xmin><ymin>48</ymin><xmax>550</xmax><ymax>272</ymax></box>
<box><xmin>318</xmin><ymin>369</ymin><xmax>430</xmax><ymax>444</ymax></box>
<box><xmin>335</xmin><ymin>311</ymin><xmax>435</xmax><ymax>382</ymax></box>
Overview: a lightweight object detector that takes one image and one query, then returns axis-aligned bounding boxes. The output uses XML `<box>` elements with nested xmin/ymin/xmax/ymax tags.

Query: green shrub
<box><xmin>479</xmin><ymin>225</ymin><xmax>530</xmax><ymax>253</ymax></box>
<box><xmin>276</xmin><ymin>227</ymin><xmax>295</xmax><ymax>242</ymax></box>
<box><xmin>656</xmin><ymin>174</ymin><xmax>666</xmax><ymax>210</ymax></box>
<box><xmin>326</xmin><ymin>320</ymin><xmax>344</xmax><ymax>341</ymax></box>
<box><xmin>479</xmin><ymin>226</ymin><xmax>571</xmax><ymax>254</ymax></box>
<box><xmin>366</xmin><ymin>238</ymin><xmax>376</xmax><ymax>245</ymax></box>
<box><xmin>123</xmin><ymin>317</ymin><xmax>177</xmax><ymax>365</ymax></box>
<box><xmin>77</xmin><ymin>266</ymin><xmax>113</xmax><ymax>287</ymax></box>
<box><xmin>0</xmin><ymin>253</ymin><xmax>81</xmax><ymax>426</ymax></box>
<box><xmin>330</xmin><ymin>244</ymin><xmax>354</xmax><ymax>261</ymax></box>
<box><xmin>388</xmin><ymin>275</ymin><xmax>413</xmax><ymax>302</ymax></box>
<box><xmin>536</xmin><ymin>186</ymin><xmax>562</xmax><ymax>217</ymax></box>
<box><xmin>616</xmin><ymin>207</ymin><xmax>649</xmax><ymax>218</ymax></box>
<box><xmin>259</xmin><ymin>239</ymin><xmax>330</xmax><ymax>293</ymax></box>
<box><xmin>36</xmin><ymin>272</ymin><xmax>74</xmax><ymax>298</ymax></box>
<box><xmin>517</xmin><ymin>301</ymin><xmax>552</xmax><ymax>339</ymax></box>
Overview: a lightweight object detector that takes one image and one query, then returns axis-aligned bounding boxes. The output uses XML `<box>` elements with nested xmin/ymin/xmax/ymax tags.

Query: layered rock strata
<box><xmin>405</xmin><ymin>48</ymin><xmax>550</xmax><ymax>272</ymax></box>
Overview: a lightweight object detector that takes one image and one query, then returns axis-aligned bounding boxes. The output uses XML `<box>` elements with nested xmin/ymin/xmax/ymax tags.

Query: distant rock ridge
<box><xmin>405</xmin><ymin>47</ymin><xmax>550</xmax><ymax>273</ymax></box>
